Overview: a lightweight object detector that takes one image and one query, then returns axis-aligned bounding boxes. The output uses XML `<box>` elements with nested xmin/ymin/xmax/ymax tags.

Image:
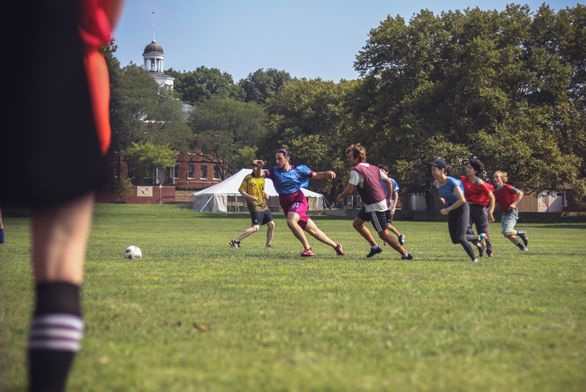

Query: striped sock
<box><xmin>28</xmin><ymin>283</ymin><xmax>83</xmax><ymax>392</ymax></box>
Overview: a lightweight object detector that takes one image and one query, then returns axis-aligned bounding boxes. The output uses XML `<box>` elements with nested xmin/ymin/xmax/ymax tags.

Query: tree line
<box><xmin>104</xmin><ymin>3</ymin><xmax>585</xmax><ymax>206</ymax></box>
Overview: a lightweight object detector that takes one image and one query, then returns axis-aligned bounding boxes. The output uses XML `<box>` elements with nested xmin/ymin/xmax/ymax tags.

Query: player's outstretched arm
<box><xmin>312</xmin><ymin>171</ymin><xmax>336</xmax><ymax>180</ymax></box>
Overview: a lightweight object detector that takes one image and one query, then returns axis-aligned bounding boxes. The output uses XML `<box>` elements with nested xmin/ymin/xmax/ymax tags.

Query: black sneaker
<box><xmin>518</xmin><ymin>231</ymin><xmax>528</xmax><ymax>246</ymax></box>
<box><xmin>229</xmin><ymin>240</ymin><xmax>240</xmax><ymax>248</ymax></box>
<box><xmin>401</xmin><ymin>252</ymin><xmax>413</xmax><ymax>261</ymax></box>
<box><xmin>366</xmin><ymin>246</ymin><xmax>382</xmax><ymax>258</ymax></box>
<box><xmin>398</xmin><ymin>234</ymin><xmax>405</xmax><ymax>245</ymax></box>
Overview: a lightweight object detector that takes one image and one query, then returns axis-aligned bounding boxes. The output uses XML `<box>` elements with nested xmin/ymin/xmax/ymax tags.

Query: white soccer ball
<box><xmin>124</xmin><ymin>245</ymin><xmax>142</xmax><ymax>260</ymax></box>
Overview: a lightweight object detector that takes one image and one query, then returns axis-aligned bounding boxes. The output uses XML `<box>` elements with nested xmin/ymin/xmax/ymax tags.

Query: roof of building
<box><xmin>143</xmin><ymin>40</ymin><xmax>164</xmax><ymax>55</ymax></box>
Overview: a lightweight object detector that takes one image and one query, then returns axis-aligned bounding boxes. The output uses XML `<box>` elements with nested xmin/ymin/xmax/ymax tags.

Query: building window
<box><xmin>188</xmin><ymin>165</ymin><xmax>195</xmax><ymax>179</ymax></box>
<box><xmin>213</xmin><ymin>165</ymin><xmax>221</xmax><ymax>180</ymax></box>
<box><xmin>200</xmin><ymin>165</ymin><xmax>208</xmax><ymax>180</ymax></box>
<box><xmin>174</xmin><ymin>165</ymin><xmax>180</xmax><ymax>179</ymax></box>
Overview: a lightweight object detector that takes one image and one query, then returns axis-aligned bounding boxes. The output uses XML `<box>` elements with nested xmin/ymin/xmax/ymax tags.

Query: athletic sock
<box><xmin>371</xmin><ymin>245</ymin><xmax>379</xmax><ymax>249</ymax></box>
<box><xmin>517</xmin><ymin>231</ymin><xmax>525</xmax><ymax>236</ymax></box>
<box><xmin>0</xmin><ymin>228</ymin><xmax>4</xmax><ymax>244</ymax></box>
<box><xmin>28</xmin><ymin>282</ymin><xmax>83</xmax><ymax>392</ymax></box>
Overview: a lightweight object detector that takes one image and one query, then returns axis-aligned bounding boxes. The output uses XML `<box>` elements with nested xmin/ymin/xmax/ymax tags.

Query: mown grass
<box><xmin>1</xmin><ymin>204</ymin><xmax>585</xmax><ymax>391</ymax></box>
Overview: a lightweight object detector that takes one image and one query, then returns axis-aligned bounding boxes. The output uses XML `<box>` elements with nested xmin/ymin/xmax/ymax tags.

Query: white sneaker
<box><xmin>472</xmin><ymin>258</ymin><xmax>479</xmax><ymax>263</ymax></box>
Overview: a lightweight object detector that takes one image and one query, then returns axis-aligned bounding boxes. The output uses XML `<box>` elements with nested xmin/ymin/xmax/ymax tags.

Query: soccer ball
<box><xmin>124</xmin><ymin>245</ymin><xmax>142</xmax><ymax>260</ymax></box>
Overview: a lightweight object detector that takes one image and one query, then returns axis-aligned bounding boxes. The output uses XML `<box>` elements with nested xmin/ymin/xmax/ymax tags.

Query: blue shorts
<box><xmin>501</xmin><ymin>209</ymin><xmax>518</xmax><ymax>235</ymax></box>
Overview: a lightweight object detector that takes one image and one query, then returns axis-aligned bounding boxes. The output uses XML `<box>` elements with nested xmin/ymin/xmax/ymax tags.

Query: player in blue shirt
<box><xmin>431</xmin><ymin>159</ymin><xmax>482</xmax><ymax>263</ymax></box>
<box><xmin>260</xmin><ymin>149</ymin><xmax>346</xmax><ymax>257</ymax></box>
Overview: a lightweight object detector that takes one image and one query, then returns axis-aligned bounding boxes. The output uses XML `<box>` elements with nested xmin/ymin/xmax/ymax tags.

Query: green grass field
<box><xmin>1</xmin><ymin>204</ymin><xmax>585</xmax><ymax>391</ymax></box>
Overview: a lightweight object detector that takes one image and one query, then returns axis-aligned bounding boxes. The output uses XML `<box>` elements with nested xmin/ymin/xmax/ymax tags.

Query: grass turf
<box><xmin>1</xmin><ymin>204</ymin><xmax>585</xmax><ymax>391</ymax></box>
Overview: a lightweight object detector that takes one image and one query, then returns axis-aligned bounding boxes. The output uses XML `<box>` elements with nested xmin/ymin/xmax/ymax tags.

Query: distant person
<box><xmin>337</xmin><ymin>145</ymin><xmax>413</xmax><ymax>259</ymax></box>
<box><xmin>430</xmin><ymin>159</ymin><xmax>483</xmax><ymax>263</ymax></box>
<box><xmin>259</xmin><ymin>149</ymin><xmax>346</xmax><ymax>257</ymax></box>
<box><xmin>461</xmin><ymin>158</ymin><xmax>495</xmax><ymax>257</ymax></box>
<box><xmin>229</xmin><ymin>160</ymin><xmax>275</xmax><ymax>248</ymax></box>
<box><xmin>493</xmin><ymin>171</ymin><xmax>529</xmax><ymax>252</ymax></box>
<box><xmin>378</xmin><ymin>164</ymin><xmax>406</xmax><ymax>246</ymax></box>
<box><xmin>0</xmin><ymin>1</ymin><xmax>125</xmax><ymax>390</ymax></box>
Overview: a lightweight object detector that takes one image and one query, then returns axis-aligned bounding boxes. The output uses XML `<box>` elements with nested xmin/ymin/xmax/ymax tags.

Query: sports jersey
<box><xmin>494</xmin><ymin>184</ymin><xmax>520</xmax><ymax>211</ymax></box>
<box><xmin>239</xmin><ymin>174</ymin><xmax>268</xmax><ymax>211</ymax></box>
<box><xmin>349</xmin><ymin>163</ymin><xmax>388</xmax><ymax>212</ymax></box>
<box><xmin>265</xmin><ymin>165</ymin><xmax>313</xmax><ymax>195</ymax></box>
<box><xmin>460</xmin><ymin>176</ymin><xmax>493</xmax><ymax>206</ymax></box>
<box><xmin>436</xmin><ymin>176</ymin><xmax>464</xmax><ymax>206</ymax></box>
<box><xmin>382</xmin><ymin>178</ymin><xmax>400</xmax><ymax>208</ymax></box>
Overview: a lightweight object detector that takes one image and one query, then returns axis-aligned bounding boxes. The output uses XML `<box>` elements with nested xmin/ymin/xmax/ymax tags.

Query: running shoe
<box><xmin>229</xmin><ymin>240</ymin><xmax>240</xmax><ymax>248</ymax></box>
<box><xmin>401</xmin><ymin>252</ymin><xmax>413</xmax><ymax>261</ymax></box>
<box><xmin>398</xmin><ymin>234</ymin><xmax>405</xmax><ymax>245</ymax></box>
<box><xmin>472</xmin><ymin>258</ymin><xmax>479</xmax><ymax>263</ymax></box>
<box><xmin>518</xmin><ymin>231</ymin><xmax>528</xmax><ymax>246</ymax></box>
<box><xmin>335</xmin><ymin>243</ymin><xmax>346</xmax><ymax>256</ymax></box>
<box><xmin>366</xmin><ymin>246</ymin><xmax>382</xmax><ymax>258</ymax></box>
<box><xmin>301</xmin><ymin>248</ymin><xmax>314</xmax><ymax>257</ymax></box>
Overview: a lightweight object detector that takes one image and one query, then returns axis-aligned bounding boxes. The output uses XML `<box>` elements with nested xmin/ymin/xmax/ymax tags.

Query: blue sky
<box><xmin>114</xmin><ymin>1</ymin><xmax>579</xmax><ymax>82</ymax></box>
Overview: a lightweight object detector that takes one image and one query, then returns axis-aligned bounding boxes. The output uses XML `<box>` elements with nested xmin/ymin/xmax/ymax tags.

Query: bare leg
<box><xmin>287</xmin><ymin>213</ymin><xmax>311</xmax><ymax>249</ymax></box>
<box><xmin>353</xmin><ymin>218</ymin><xmax>378</xmax><ymax>247</ymax></box>
<box><xmin>31</xmin><ymin>193</ymin><xmax>94</xmax><ymax>284</ymax></box>
<box><xmin>304</xmin><ymin>219</ymin><xmax>338</xmax><ymax>248</ymax></box>
<box><xmin>506</xmin><ymin>231</ymin><xmax>521</xmax><ymax>245</ymax></box>
<box><xmin>386</xmin><ymin>223</ymin><xmax>401</xmax><ymax>237</ymax></box>
<box><xmin>266</xmin><ymin>221</ymin><xmax>275</xmax><ymax>247</ymax></box>
<box><xmin>235</xmin><ymin>225</ymin><xmax>260</xmax><ymax>242</ymax></box>
<box><xmin>379</xmin><ymin>230</ymin><xmax>407</xmax><ymax>255</ymax></box>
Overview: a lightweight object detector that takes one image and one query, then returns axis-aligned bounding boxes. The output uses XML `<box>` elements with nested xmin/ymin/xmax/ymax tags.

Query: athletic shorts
<box><xmin>0</xmin><ymin>1</ymin><xmax>109</xmax><ymax>208</ymax></box>
<box><xmin>251</xmin><ymin>209</ymin><xmax>273</xmax><ymax>226</ymax></box>
<box><xmin>357</xmin><ymin>207</ymin><xmax>388</xmax><ymax>233</ymax></box>
<box><xmin>279</xmin><ymin>190</ymin><xmax>309</xmax><ymax>229</ymax></box>
<box><xmin>501</xmin><ymin>209</ymin><xmax>519</xmax><ymax>235</ymax></box>
<box><xmin>385</xmin><ymin>210</ymin><xmax>394</xmax><ymax>224</ymax></box>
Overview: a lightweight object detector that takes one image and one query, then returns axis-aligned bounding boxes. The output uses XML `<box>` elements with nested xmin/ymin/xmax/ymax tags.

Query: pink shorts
<box><xmin>279</xmin><ymin>190</ymin><xmax>310</xmax><ymax>229</ymax></box>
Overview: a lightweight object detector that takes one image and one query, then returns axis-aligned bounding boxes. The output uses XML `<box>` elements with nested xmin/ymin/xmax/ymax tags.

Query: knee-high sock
<box><xmin>28</xmin><ymin>282</ymin><xmax>83</xmax><ymax>392</ymax></box>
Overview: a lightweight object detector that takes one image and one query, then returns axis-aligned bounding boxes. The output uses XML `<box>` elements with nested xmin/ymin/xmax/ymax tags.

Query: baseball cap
<box><xmin>251</xmin><ymin>159</ymin><xmax>263</xmax><ymax>166</ymax></box>
<box><xmin>430</xmin><ymin>158</ymin><xmax>448</xmax><ymax>170</ymax></box>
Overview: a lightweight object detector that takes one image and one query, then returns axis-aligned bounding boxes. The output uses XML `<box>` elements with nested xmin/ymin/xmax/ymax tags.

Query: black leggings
<box><xmin>448</xmin><ymin>203</ymin><xmax>478</xmax><ymax>261</ymax></box>
<box><xmin>467</xmin><ymin>203</ymin><xmax>492</xmax><ymax>254</ymax></box>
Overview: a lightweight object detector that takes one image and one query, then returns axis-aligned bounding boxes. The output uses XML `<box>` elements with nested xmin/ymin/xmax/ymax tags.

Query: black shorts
<box><xmin>0</xmin><ymin>1</ymin><xmax>109</xmax><ymax>208</ymax></box>
<box><xmin>385</xmin><ymin>210</ymin><xmax>394</xmax><ymax>224</ymax></box>
<box><xmin>251</xmin><ymin>210</ymin><xmax>273</xmax><ymax>226</ymax></box>
<box><xmin>357</xmin><ymin>207</ymin><xmax>388</xmax><ymax>233</ymax></box>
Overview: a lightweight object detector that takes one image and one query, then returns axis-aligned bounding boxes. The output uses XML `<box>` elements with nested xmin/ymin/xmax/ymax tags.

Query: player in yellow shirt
<box><xmin>229</xmin><ymin>160</ymin><xmax>276</xmax><ymax>248</ymax></box>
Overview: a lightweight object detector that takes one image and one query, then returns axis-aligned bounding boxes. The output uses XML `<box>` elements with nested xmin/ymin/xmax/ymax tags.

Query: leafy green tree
<box><xmin>352</xmin><ymin>4</ymin><xmax>585</xmax><ymax>202</ymax></box>
<box><xmin>189</xmin><ymin>97</ymin><xmax>267</xmax><ymax>176</ymax></box>
<box><xmin>261</xmin><ymin>79</ymin><xmax>357</xmax><ymax>198</ymax></box>
<box><xmin>110</xmin><ymin>64</ymin><xmax>159</xmax><ymax>151</ymax></box>
<box><xmin>143</xmin><ymin>87</ymin><xmax>194</xmax><ymax>153</ymax></box>
<box><xmin>168</xmin><ymin>66</ymin><xmax>244</xmax><ymax>105</ymax></box>
<box><xmin>124</xmin><ymin>143</ymin><xmax>177</xmax><ymax>185</ymax></box>
<box><xmin>239</xmin><ymin>68</ymin><xmax>292</xmax><ymax>104</ymax></box>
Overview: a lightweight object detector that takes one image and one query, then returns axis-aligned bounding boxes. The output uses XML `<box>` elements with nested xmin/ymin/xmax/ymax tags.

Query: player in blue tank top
<box><xmin>431</xmin><ymin>159</ymin><xmax>483</xmax><ymax>263</ymax></box>
<box><xmin>267</xmin><ymin>164</ymin><xmax>312</xmax><ymax>195</ymax></box>
<box><xmin>259</xmin><ymin>149</ymin><xmax>346</xmax><ymax>257</ymax></box>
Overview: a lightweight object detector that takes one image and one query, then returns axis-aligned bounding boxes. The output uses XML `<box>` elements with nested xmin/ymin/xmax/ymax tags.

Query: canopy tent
<box><xmin>192</xmin><ymin>169</ymin><xmax>326</xmax><ymax>212</ymax></box>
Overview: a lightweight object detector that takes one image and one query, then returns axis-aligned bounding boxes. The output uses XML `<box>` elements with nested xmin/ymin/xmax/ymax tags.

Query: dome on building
<box><xmin>143</xmin><ymin>40</ymin><xmax>164</xmax><ymax>55</ymax></box>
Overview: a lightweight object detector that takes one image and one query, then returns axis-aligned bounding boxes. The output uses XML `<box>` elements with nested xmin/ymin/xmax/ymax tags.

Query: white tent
<box><xmin>192</xmin><ymin>169</ymin><xmax>325</xmax><ymax>212</ymax></box>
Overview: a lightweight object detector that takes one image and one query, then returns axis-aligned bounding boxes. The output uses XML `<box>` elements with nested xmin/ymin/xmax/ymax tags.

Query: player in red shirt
<box><xmin>460</xmin><ymin>159</ymin><xmax>495</xmax><ymax>256</ymax></box>
<box><xmin>493</xmin><ymin>171</ymin><xmax>529</xmax><ymax>252</ymax></box>
<box><xmin>1</xmin><ymin>1</ymin><xmax>124</xmax><ymax>390</ymax></box>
